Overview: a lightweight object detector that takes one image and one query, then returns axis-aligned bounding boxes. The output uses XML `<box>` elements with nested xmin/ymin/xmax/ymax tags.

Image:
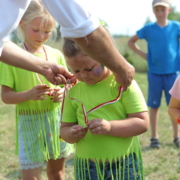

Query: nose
<box><xmin>38</xmin><ymin>32</ymin><xmax>45</xmax><ymax>39</ymax></box>
<box><xmin>80</xmin><ymin>71</ymin><xmax>88</xmax><ymax>79</ymax></box>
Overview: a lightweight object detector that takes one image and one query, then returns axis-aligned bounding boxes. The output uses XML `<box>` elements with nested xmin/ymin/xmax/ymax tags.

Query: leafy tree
<box><xmin>168</xmin><ymin>6</ymin><xmax>180</xmax><ymax>21</ymax></box>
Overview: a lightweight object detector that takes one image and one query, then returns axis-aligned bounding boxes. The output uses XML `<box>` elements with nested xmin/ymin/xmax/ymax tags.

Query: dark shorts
<box><xmin>147</xmin><ymin>72</ymin><xmax>178</xmax><ymax>108</ymax></box>
<box><xmin>75</xmin><ymin>153</ymin><xmax>143</xmax><ymax>180</ymax></box>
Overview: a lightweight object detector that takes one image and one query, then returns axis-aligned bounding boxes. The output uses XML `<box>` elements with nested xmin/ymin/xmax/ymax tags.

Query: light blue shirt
<box><xmin>137</xmin><ymin>20</ymin><xmax>180</xmax><ymax>74</ymax></box>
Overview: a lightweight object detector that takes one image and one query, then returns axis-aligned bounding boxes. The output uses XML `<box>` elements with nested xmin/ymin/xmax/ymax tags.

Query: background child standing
<box><xmin>60</xmin><ymin>38</ymin><xmax>149</xmax><ymax>180</ymax></box>
<box><xmin>0</xmin><ymin>1</ymin><xmax>73</xmax><ymax>180</ymax></box>
<box><xmin>128</xmin><ymin>0</ymin><xmax>180</xmax><ymax>149</ymax></box>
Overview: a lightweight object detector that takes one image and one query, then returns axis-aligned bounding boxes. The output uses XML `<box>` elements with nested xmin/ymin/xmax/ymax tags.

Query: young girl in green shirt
<box><xmin>0</xmin><ymin>1</ymin><xmax>73</xmax><ymax>179</ymax></box>
<box><xmin>60</xmin><ymin>38</ymin><xmax>149</xmax><ymax>180</ymax></box>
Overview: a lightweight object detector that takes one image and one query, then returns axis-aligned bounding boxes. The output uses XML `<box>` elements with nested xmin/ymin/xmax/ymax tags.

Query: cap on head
<box><xmin>152</xmin><ymin>0</ymin><xmax>170</xmax><ymax>8</ymax></box>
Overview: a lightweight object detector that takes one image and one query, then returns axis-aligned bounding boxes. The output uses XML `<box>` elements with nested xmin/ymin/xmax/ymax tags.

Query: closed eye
<box><xmin>85</xmin><ymin>68</ymin><xmax>93</xmax><ymax>71</ymax></box>
<box><xmin>45</xmin><ymin>30</ymin><xmax>52</xmax><ymax>34</ymax></box>
<box><xmin>33</xmin><ymin>29</ymin><xmax>39</xmax><ymax>32</ymax></box>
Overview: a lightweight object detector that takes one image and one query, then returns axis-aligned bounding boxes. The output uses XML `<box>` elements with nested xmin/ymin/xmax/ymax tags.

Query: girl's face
<box><xmin>21</xmin><ymin>17</ymin><xmax>53</xmax><ymax>49</ymax></box>
<box><xmin>153</xmin><ymin>6</ymin><xmax>171</xmax><ymax>22</ymax></box>
<box><xmin>66</xmin><ymin>53</ymin><xmax>110</xmax><ymax>85</ymax></box>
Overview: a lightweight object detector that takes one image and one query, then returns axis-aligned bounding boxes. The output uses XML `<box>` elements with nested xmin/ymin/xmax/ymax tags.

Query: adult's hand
<box><xmin>43</xmin><ymin>61</ymin><xmax>74</xmax><ymax>85</ymax></box>
<box><xmin>113</xmin><ymin>63</ymin><xmax>135</xmax><ymax>91</ymax></box>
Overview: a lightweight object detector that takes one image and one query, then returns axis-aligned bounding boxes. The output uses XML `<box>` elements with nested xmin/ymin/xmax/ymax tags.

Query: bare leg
<box><xmin>46</xmin><ymin>158</ymin><xmax>66</xmax><ymax>180</ymax></box>
<box><xmin>21</xmin><ymin>167</ymin><xmax>42</xmax><ymax>180</ymax></box>
<box><xmin>149</xmin><ymin>107</ymin><xmax>159</xmax><ymax>138</ymax></box>
<box><xmin>171</xmin><ymin>117</ymin><xmax>179</xmax><ymax>138</ymax></box>
<box><xmin>170</xmin><ymin>113</ymin><xmax>180</xmax><ymax>147</ymax></box>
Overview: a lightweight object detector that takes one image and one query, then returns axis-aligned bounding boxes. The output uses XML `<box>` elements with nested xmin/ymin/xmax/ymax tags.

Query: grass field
<box><xmin>0</xmin><ymin>72</ymin><xmax>180</xmax><ymax>180</ymax></box>
<box><xmin>0</xmin><ymin>38</ymin><xmax>180</xmax><ymax>179</ymax></box>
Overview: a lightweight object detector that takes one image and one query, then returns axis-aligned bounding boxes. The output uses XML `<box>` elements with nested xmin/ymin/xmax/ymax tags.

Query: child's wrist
<box><xmin>26</xmin><ymin>90</ymin><xmax>31</xmax><ymax>101</ymax></box>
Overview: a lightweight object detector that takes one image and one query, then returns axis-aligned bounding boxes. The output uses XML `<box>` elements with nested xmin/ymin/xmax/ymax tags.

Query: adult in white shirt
<box><xmin>0</xmin><ymin>0</ymin><xmax>134</xmax><ymax>90</ymax></box>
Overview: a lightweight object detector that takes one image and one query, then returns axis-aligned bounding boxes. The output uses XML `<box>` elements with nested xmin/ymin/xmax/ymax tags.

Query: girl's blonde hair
<box><xmin>17</xmin><ymin>0</ymin><xmax>57</xmax><ymax>41</ymax></box>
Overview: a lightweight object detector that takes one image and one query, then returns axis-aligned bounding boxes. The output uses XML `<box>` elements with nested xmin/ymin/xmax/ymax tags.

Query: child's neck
<box><xmin>23</xmin><ymin>42</ymin><xmax>48</xmax><ymax>61</ymax></box>
<box><xmin>156</xmin><ymin>19</ymin><xmax>168</xmax><ymax>27</ymax></box>
<box><xmin>23</xmin><ymin>42</ymin><xmax>44</xmax><ymax>54</ymax></box>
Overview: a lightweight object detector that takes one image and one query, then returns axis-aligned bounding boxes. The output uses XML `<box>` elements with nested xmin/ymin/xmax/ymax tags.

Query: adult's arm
<box><xmin>0</xmin><ymin>0</ymin><xmax>98</xmax><ymax>85</ymax></box>
<box><xmin>42</xmin><ymin>0</ymin><xmax>134</xmax><ymax>90</ymax></box>
<box><xmin>0</xmin><ymin>0</ymin><xmax>134</xmax><ymax>88</ymax></box>
<box><xmin>0</xmin><ymin>41</ymin><xmax>73</xmax><ymax>85</ymax></box>
<box><xmin>73</xmin><ymin>26</ymin><xmax>135</xmax><ymax>90</ymax></box>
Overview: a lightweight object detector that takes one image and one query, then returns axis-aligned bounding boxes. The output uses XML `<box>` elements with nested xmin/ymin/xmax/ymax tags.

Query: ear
<box><xmin>20</xmin><ymin>20</ymin><xmax>25</xmax><ymax>28</ymax></box>
<box><xmin>168</xmin><ymin>8</ymin><xmax>172</xmax><ymax>13</ymax></box>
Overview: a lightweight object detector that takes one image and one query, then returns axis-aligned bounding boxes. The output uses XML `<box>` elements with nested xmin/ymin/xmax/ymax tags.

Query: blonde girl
<box><xmin>0</xmin><ymin>0</ymin><xmax>73</xmax><ymax>180</ymax></box>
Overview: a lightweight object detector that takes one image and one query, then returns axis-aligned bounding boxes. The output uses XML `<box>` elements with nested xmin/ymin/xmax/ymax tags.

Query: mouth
<box><xmin>36</xmin><ymin>40</ymin><xmax>43</xmax><ymax>43</ymax></box>
<box><xmin>84</xmin><ymin>79</ymin><xmax>91</xmax><ymax>82</ymax></box>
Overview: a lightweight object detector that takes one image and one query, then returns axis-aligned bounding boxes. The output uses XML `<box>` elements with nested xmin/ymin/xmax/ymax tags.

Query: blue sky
<box><xmin>84</xmin><ymin>0</ymin><xmax>180</xmax><ymax>35</ymax></box>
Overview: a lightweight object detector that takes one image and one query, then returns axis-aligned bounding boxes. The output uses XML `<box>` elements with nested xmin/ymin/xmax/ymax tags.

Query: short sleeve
<box><xmin>41</xmin><ymin>0</ymin><xmax>100</xmax><ymax>38</ymax></box>
<box><xmin>177</xmin><ymin>22</ymin><xmax>180</xmax><ymax>37</ymax></box>
<box><xmin>0</xmin><ymin>62</ymin><xmax>14</xmax><ymax>89</ymax></box>
<box><xmin>122</xmin><ymin>80</ymin><xmax>148</xmax><ymax>114</ymax></box>
<box><xmin>137</xmin><ymin>26</ymin><xmax>146</xmax><ymax>39</ymax></box>
<box><xmin>169</xmin><ymin>76</ymin><xmax>180</xmax><ymax>100</ymax></box>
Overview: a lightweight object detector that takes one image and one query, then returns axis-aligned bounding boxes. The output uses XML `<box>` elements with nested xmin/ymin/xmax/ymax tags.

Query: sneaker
<box><xmin>150</xmin><ymin>138</ymin><xmax>161</xmax><ymax>149</ymax></box>
<box><xmin>174</xmin><ymin>137</ymin><xmax>180</xmax><ymax>148</ymax></box>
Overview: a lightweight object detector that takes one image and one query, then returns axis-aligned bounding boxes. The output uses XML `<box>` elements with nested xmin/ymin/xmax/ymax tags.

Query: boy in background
<box><xmin>128</xmin><ymin>0</ymin><xmax>180</xmax><ymax>148</ymax></box>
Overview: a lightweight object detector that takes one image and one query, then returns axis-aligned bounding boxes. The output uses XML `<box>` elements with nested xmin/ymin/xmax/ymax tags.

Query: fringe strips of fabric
<box><xmin>15</xmin><ymin>107</ymin><xmax>61</xmax><ymax>162</ymax></box>
<box><xmin>74</xmin><ymin>152</ymin><xmax>144</xmax><ymax>180</ymax></box>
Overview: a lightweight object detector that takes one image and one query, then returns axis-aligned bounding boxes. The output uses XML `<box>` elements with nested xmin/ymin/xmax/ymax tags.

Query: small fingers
<box><xmin>90</xmin><ymin>126</ymin><xmax>102</xmax><ymax>135</ymax></box>
<box><xmin>36</xmin><ymin>84</ymin><xmax>50</xmax><ymax>90</ymax></box>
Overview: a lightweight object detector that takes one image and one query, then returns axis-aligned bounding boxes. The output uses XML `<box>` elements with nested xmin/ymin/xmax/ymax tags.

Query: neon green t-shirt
<box><xmin>62</xmin><ymin>74</ymin><xmax>148</xmax><ymax>179</ymax></box>
<box><xmin>0</xmin><ymin>45</ymin><xmax>70</xmax><ymax>162</ymax></box>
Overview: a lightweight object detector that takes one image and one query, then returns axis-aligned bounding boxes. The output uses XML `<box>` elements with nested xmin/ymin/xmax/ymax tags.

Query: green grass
<box><xmin>135</xmin><ymin>73</ymin><xmax>180</xmax><ymax>180</ymax></box>
<box><xmin>1</xmin><ymin>38</ymin><xmax>180</xmax><ymax>179</ymax></box>
<box><xmin>113</xmin><ymin>36</ymin><xmax>148</xmax><ymax>72</ymax></box>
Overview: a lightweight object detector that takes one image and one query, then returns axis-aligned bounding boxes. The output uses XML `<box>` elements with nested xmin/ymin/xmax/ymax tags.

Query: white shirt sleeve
<box><xmin>41</xmin><ymin>0</ymin><xmax>100</xmax><ymax>38</ymax></box>
<box><xmin>0</xmin><ymin>0</ymin><xmax>31</xmax><ymax>56</ymax></box>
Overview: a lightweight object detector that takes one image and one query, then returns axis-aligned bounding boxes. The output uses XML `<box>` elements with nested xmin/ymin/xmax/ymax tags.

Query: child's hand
<box><xmin>28</xmin><ymin>84</ymin><xmax>51</xmax><ymax>100</ymax></box>
<box><xmin>87</xmin><ymin>119</ymin><xmax>111</xmax><ymax>135</ymax></box>
<box><xmin>51</xmin><ymin>87</ymin><xmax>64</xmax><ymax>103</ymax></box>
<box><xmin>70</xmin><ymin>125</ymin><xmax>88</xmax><ymax>141</ymax></box>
